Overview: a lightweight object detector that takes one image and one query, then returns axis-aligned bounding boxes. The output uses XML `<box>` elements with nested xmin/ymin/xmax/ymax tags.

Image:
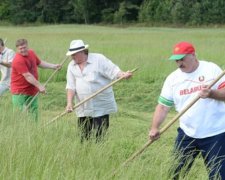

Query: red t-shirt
<box><xmin>11</xmin><ymin>49</ymin><xmax>41</xmax><ymax>96</ymax></box>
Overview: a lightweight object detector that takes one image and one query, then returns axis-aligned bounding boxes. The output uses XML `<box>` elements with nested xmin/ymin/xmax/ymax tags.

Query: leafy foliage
<box><xmin>0</xmin><ymin>0</ymin><xmax>224</xmax><ymax>25</ymax></box>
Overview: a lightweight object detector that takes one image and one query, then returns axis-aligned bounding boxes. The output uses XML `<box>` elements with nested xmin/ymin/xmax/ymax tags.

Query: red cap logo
<box><xmin>173</xmin><ymin>42</ymin><xmax>195</xmax><ymax>55</ymax></box>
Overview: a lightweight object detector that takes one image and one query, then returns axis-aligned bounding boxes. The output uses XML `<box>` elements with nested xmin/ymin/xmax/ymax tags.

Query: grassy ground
<box><xmin>0</xmin><ymin>92</ymin><xmax>208</xmax><ymax>180</ymax></box>
<box><xmin>1</xmin><ymin>25</ymin><xmax>224</xmax><ymax>179</ymax></box>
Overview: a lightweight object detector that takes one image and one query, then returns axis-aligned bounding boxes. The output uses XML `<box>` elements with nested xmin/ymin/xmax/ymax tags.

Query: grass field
<box><xmin>1</xmin><ymin>25</ymin><xmax>225</xmax><ymax>179</ymax></box>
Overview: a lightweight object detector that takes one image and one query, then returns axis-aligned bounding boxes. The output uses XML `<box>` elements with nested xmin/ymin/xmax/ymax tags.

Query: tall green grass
<box><xmin>0</xmin><ymin>96</ymin><xmax>208</xmax><ymax>179</ymax></box>
<box><xmin>1</xmin><ymin>25</ymin><xmax>224</xmax><ymax>179</ymax></box>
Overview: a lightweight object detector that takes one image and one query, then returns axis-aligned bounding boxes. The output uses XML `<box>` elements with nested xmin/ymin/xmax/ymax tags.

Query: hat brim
<box><xmin>66</xmin><ymin>45</ymin><xmax>89</xmax><ymax>56</ymax></box>
<box><xmin>169</xmin><ymin>54</ymin><xmax>186</xmax><ymax>60</ymax></box>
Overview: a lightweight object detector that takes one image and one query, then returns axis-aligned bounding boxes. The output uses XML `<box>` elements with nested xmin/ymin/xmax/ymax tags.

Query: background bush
<box><xmin>1</xmin><ymin>0</ymin><xmax>225</xmax><ymax>25</ymax></box>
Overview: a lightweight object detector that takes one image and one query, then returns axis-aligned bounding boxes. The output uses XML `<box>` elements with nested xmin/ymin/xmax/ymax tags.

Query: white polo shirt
<box><xmin>0</xmin><ymin>47</ymin><xmax>15</xmax><ymax>86</ymax></box>
<box><xmin>158</xmin><ymin>61</ymin><xmax>225</xmax><ymax>138</ymax></box>
<box><xmin>66</xmin><ymin>53</ymin><xmax>121</xmax><ymax>117</ymax></box>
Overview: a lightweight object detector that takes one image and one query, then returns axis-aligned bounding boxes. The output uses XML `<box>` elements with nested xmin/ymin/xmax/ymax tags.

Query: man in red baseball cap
<box><xmin>149</xmin><ymin>41</ymin><xmax>225</xmax><ymax>179</ymax></box>
<box><xmin>169</xmin><ymin>42</ymin><xmax>199</xmax><ymax>73</ymax></box>
<box><xmin>169</xmin><ymin>41</ymin><xmax>195</xmax><ymax>60</ymax></box>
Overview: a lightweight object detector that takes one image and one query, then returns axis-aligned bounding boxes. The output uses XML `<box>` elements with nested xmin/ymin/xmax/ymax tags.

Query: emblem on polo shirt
<box><xmin>198</xmin><ymin>76</ymin><xmax>205</xmax><ymax>82</ymax></box>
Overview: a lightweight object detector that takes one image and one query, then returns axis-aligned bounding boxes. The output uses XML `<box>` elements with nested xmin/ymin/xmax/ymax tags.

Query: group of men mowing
<box><xmin>1</xmin><ymin>38</ymin><xmax>225</xmax><ymax>179</ymax></box>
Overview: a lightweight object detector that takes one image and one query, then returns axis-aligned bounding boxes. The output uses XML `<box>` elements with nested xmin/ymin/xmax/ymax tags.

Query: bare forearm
<box><xmin>23</xmin><ymin>73</ymin><xmax>45</xmax><ymax>93</ymax></box>
<box><xmin>23</xmin><ymin>73</ymin><xmax>40</xmax><ymax>87</ymax></box>
<box><xmin>149</xmin><ymin>104</ymin><xmax>170</xmax><ymax>140</ymax></box>
<box><xmin>151</xmin><ymin>104</ymin><xmax>170</xmax><ymax>129</ymax></box>
<box><xmin>199</xmin><ymin>85</ymin><xmax>225</xmax><ymax>101</ymax></box>
<box><xmin>209</xmin><ymin>89</ymin><xmax>225</xmax><ymax>101</ymax></box>
<box><xmin>39</xmin><ymin>61</ymin><xmax>57</xmax><ymax>69</ymax></box>
<box><xmin>66</xmin><ymin>89</ymin><xmax>75</xmax><ymax>112</ymax></box>
<box><xmin>0</xmin><ymin>62</ymin><xmax>11</xmax><ymax>68</ymax></box>
<box><xmin>67</xmin><ymin>89</ymin><xmax>75</xmax><ymax>105</ymax></box>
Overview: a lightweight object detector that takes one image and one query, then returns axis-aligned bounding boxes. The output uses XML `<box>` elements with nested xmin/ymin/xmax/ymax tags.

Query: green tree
<box><xmin>125</xmin><ymin>2</ymin><xmax>139</xmax><ymax>22</ymax></box>
<box><xmin>201</xmin><ymin>0</ymin><xmax>225</xmax><ymax>24</ymax></box>
<box><xmin>101</xmin><ymin>8</ymin><xmax>115</xmax><ymax>23</ymax></box>
<box><xmin>138</xmin><ymin>0</ymin><xmax>160</xmax><ymax>23</ymax></box>
<box><xmin>9</xmin><ymin>0</ymin><xmax>40</xmax><ymax>24</ymax></box>
<box><xmin>93</xmin><ymin>0</ymin><xmax>140</xmax><ymax>23</ymax></box>
<box><xmin>114</xmin><ymin>2</ymin><xmax>127</xmax><ymax>24</ymax></box>
<box><xmin>171</xmin><ymin>0</ymin><xmax>188</xmax><ymax>24</ymax></box>
<box><xmin>37</xmin><ymin>0</ymin><xmax>72</xmax><ymax>23</ymax></box>
<box><xmin>0</xmin><ymin>0</ymin><xmax>10</xmax><ymax>21</ymax></box>
<box><xmin>189</xmin><ymin>2</ymin><xmax>202</xmax><ymax>25</ymax></box>
<box><xmin>154</xmin><ymin>0</ymin><xmax>173</xmax><ymax>23</ymax></box>
<box><xmin>70</xmin><ymin>0</ymin><xmax>95</xmax><ymax>23</ymax></box>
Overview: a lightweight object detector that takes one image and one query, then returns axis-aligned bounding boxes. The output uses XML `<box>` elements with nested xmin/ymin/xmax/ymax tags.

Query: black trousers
<box><xmin>78</xmin><ymin>114</ymin><xmax>109</xmax><ymax>142</ymax></box>
<box><xmin>171</xmin><ymin>128</ymin><xmax>225</xmax><ymax>180</ymax></box>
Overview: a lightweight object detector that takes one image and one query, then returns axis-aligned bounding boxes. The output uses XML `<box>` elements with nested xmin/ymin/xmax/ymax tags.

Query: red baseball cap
<box><xmin>169</xmin><ymin>42</ymin><xmax>195</xmax><ymax>60</ymax></box>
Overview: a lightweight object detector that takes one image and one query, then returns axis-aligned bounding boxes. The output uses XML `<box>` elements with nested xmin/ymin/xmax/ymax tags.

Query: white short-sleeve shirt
<box><xmin>0</xmin><ymin>47</ymin><xmax>15</xmax><ymax>86</ymax></box>
<box><xmin>158</xmin><ymin>61</ymin><xmax>225</xmax><ymax>138</ymax></box>
<box><xmin>66</xmin><ymin>53</ymin><xmax>121</xmax><ymax>117</ymax></box>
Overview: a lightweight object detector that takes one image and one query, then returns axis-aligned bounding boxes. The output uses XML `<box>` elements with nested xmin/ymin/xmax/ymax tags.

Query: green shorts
<box><xmin>12</xmin><ymin>94</ymin><xmax>38</xmax><ymax>121</ymax></box>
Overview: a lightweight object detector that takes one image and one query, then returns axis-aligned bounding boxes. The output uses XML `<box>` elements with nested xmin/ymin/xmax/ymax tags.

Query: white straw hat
<box><xmin>66</xmin><ymin>40</ymin><xmax>89</xmax><ymax>56</ymax></box>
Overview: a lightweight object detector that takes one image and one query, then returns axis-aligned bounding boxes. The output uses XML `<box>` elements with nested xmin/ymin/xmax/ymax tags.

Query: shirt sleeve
<box><xmin>7</xmin><ymin>49</ymin><xmax>15</xmax><ymax>63</ymax></box>
<box><xmin>30</xmin><ymin>50</ymin><xmax>41</xmax><ymax>65</ymax></box>
<box><xmin>158</xmin><ymin>77</ymin><xmax>174</xmax><ymax>107</ymax></box>
<box><xmin>66</xmin><ymin>65</ymin><xmax>76</xmax><ymax>91</ymax></box>
<box><xmin>98</xmin><ymin>54</ymin><xmax>121</xmax><ymax>80</ymax></box>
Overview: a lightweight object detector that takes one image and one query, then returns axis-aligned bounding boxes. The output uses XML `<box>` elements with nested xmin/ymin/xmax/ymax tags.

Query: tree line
<box><xmin>0</xmin><ymin>0</ymin><xmax>225</xmax><ymax>25</ymax></box>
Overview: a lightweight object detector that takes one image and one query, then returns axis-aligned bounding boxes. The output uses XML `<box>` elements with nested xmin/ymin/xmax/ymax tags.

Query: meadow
<box><xmin>1</xmin><ymin>25</ymin><xmax>225</xmax><ymax>179</ymax></box>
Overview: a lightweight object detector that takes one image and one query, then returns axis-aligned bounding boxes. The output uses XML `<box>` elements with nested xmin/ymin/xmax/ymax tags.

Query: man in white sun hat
<box><xmin>65</xmin><ymin>39</ymin><xmax>132</xmax><ymax>142</ymax></box>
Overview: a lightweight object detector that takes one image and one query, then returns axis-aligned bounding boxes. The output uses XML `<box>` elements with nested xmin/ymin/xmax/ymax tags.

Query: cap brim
<box><xmin>66</xmin><ymin>45</ymin><xmax>89</xmax><ymax>56</ymax></box>
<box><xmin>169</xmin><ymin>54</ymin><xmax>186</xmax><ymax>60</ymax></box>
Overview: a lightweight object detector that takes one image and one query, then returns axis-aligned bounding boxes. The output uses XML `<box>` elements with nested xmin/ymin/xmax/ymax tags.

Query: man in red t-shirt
<box><xmin>11</xmin><ymin>39</ymin><xmax>61</xmax><ymax>120</ymax></box>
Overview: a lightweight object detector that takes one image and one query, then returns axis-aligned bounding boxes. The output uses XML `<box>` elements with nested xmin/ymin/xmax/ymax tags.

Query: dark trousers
<box><xmin>78</xmin><ymin>114</ymin><xmax>109</xmax><ymax>142</ymax></box>
<box><xmin>172</xmin><ymin>128</ymin><xmax>225</xmax><ymax>180</ymax></box>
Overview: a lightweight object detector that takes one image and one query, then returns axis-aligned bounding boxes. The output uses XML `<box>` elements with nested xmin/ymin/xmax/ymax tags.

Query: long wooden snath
<box><xmin>24</xmin><ymin>56</ymin><xmax>69</xmax><ymax>112</ymax></box>
<box><xmin>107</xmin><ymin>69</ymin><xmax>225</xmax><ymax>178</ymax></box>
<box><xmin>45</xmin><ymin>68</ymin><xmax>138</xmax><ymax>126</ymax></box>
